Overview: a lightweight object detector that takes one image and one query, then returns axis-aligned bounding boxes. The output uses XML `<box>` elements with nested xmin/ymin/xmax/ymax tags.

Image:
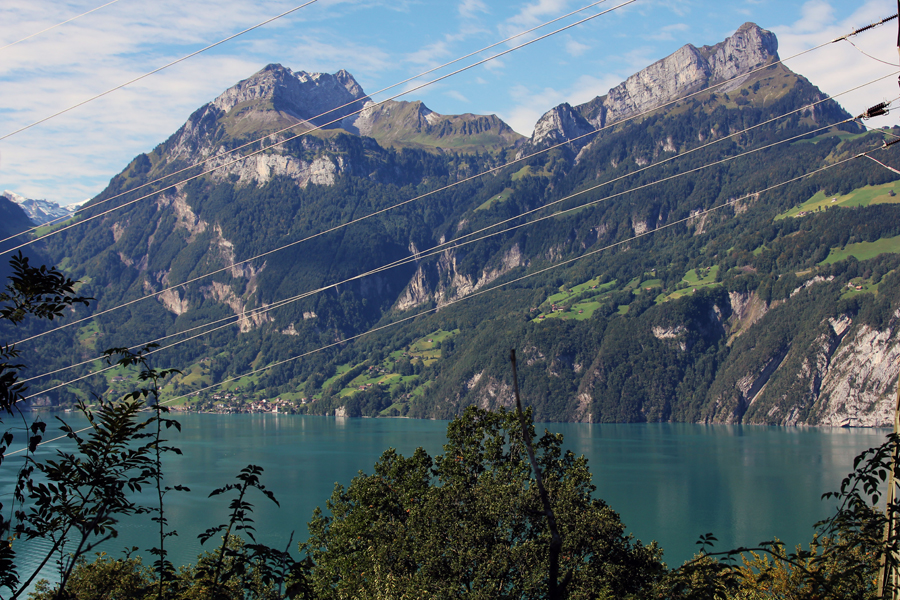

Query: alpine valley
<box><xmin>10</xmin><ymin>22</ymin><xmax>900</xmax><ymax>426</ymax></box>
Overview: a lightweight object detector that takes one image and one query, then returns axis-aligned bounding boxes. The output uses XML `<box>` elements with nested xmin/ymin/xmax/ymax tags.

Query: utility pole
<box><xmin>876</xmin><ymin>7</ymin><xmax>900</xmax><ymax>598</ymax></box>
<box><xmin>878</xmin><ymin>375</ymin><xmax>900</xmax><ymax>598</ymax></box>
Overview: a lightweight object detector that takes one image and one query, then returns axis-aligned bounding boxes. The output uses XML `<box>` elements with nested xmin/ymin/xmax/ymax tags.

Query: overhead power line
<box><xmin>12</xmin><ymin>64</ymin><xmax>896</xmax><ymax>352</ymax></box>
<box><xmin>844</xmin><ymin>38</ymin><xmax>900</xmax><ymax>67</ymax></box>
<box><xmin>0</xmin><ymin>0</ymin><xmax>320</xmax><ymax>142</ymax></box>
<box><xmin>831</xmin><ymin>12</ymin><xmax>899</xmax><ymax>43</ymax></box>
<box><xmin>0</xmin><ymin>0</ymin><xmax>616</xmax><ymax>245</ymax></box>
<box><xmin>1</xmin><ymin>0</ymin><xmax>638</xmax><ymax>257</ymax></box>
<box><xmin>9</xmin><ymin>148</ymin><xmax>876</xmax><ymax>456</ymax></box>
<box><xmin>2</xmin><ymin>9</ymin><xmax>890</xmax><ymax>253</ymax></box>
<box><xmin>0</xmin><ymin>0</ymin><xmax>126</xmax><ymax>52</ymax></box>
<box><xmin>21</xmin><ymin>103</ymin><xmax>888</xmax><ymax>395</ymax></box>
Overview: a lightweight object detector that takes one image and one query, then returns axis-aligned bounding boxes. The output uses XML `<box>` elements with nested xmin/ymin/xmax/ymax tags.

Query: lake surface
<box><xmin>3</xmin><ymin>412</ymin><xmax>888</xmax><ymax>588</ymax></box>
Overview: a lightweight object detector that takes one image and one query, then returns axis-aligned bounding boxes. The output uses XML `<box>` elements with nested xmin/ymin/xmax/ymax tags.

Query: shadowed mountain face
<box><xmin>32</xmin><ymin>22</ymin><xmax>900</xmax><ymax>428</ymax></box>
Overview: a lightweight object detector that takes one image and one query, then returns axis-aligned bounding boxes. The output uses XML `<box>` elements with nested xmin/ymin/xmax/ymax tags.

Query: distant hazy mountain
<box><xmin>1</xmin><ymin>190</ymin><xmax>78</xmax><ymax>226</ymax></box>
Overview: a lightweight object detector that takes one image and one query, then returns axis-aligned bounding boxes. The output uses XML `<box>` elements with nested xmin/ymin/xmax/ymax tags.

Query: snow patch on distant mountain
<box><xmin>1</xmin><ymin>190</ymin><xmax>79</xmax><ymax>226</ymax></box>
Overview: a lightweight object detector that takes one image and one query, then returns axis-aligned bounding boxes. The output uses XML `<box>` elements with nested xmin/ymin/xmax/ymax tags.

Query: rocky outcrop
<box><xmin>727</xmin><ymin>290</ymin><xmax>769</xmax><ymax>341</ymax></box>
<box><xmin>394</xmin><ymin>244</ymin><xmax>528</xmax><ymax>311</ymax></box>
<box><xmin>201</xmin><ymin>281</ymin><xmax>272</xmax><ymax>333</ymax></box>
<box><xmin>205</xmin><ymin>148</ymin><xmax>349</xmax><ymax>188</ymax></box>
<box><xmin>593</xmin><ymin>22</ymin><xmax>778</xmax><ymax>127</ymax></box>
<box><xmin>157</xmin><ymin>64</ymin><xmax>367</xmax><ymax>167</ymax></box>
<box><xmin>809</xmin><ymin>315</ymin><xmax>900</xmax><ymax>427</ymax></box>
<box><xmin>529</xmin><ymin>103</ymin><xmax>595</xmax><ymax>149</ymax></box>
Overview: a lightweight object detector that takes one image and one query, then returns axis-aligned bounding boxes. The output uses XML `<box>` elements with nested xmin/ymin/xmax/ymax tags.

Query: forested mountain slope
<box><xmin>19</xmin><ymin>22</ymin><xmax>900</xmax><ymax>425</ymax></box>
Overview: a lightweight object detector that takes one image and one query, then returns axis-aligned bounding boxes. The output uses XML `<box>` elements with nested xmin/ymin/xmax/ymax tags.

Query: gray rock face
<box><xmin>529</xmin><ymin>23</ymin><xmax>779</xmax><ymax>146</ymax></box>
<box><xmin>598</xmin><ymin>22</ymin><xmax>778</xmax><ymax>126</ymax></box>
<box><xmin>157</xmin><ymin>64</ymin><xmax>370</xmax><ymax>181</ymax></box>
<box><xmin>212</xmin><ymin>64</ymin><xmax>368</xmax><ymax>127</ymax></box>
<box><xmin>529</xmin><ymin>103</ymin><xmax>595</xmax><ymax>149</ymax></box>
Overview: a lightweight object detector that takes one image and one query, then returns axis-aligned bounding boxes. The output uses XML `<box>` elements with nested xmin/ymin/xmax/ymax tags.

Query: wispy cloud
<box><xmin>458</xmin><ymin>0</ymin><xmax>489</xmax><ymax>19</ymax></box>
<box><xmin>565</xmin><ymin>36</ymin><xmax>591</xmax><ymax>57</ymax></box>
<box><xmin>648</xmin><ymin>23</ymin><xmax>690</xmax><ymax>41</ymax></box>
<box><xmin>0</xmin><ymin>0</ymin><xmax>403</xmax><ymax>203</ymax></box>
<box><xmin>445</xmin><ymin>89</ymin><xmax>470</xmax><ymax>103</ymax></box>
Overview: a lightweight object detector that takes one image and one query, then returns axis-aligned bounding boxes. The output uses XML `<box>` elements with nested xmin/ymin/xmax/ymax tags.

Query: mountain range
<box><xmin>0</xmin><ymin>190</ymin><xmax>79</xmax><ymax>226</ymax></box>
<box><xmin>11</xmin><ymin>22</ymin><xmax>900</xmax><ymax>426</ymax></box>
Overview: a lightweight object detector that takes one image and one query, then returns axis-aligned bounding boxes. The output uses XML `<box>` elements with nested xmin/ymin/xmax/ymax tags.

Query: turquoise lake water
<box><xmin>3</xmin><ymin>412</ymin><xmax>888</xmax><ymax>588</ymax></box>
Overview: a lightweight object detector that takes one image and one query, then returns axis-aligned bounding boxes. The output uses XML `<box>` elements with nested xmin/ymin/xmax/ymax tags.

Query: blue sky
<box><xmin>1</xmin><ymin>0</ymin><xmax>898</xmax><ymax>205</ymax></box>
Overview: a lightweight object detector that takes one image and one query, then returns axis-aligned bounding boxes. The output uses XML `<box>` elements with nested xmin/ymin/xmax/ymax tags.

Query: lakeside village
<box><xmin>179</xmin><ymin>361</ymin><xmax>407</xmax><ymax>414</ymax></box>
<box><xmin>180</xmin><ymin>393</ymin><xmax>300</xmax><ymax>414</ymax></box>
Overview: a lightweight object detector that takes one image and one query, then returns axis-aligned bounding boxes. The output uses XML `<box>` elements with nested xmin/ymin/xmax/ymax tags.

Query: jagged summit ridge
<box><xmin>154</xmin><ymin>63</ymin><xmax>521</xmax><ymax>177</ymax></box>
<box><xmin>212</xmin><ymin>64</ymin><xmax>368</xmax><ymax>127</ymax></box>
<box><xmin>530</xmin><ymin>22</ymin><xmax>779</xmax><ymax>146</ymax></box>
<box><xmin>600</xmin><ymin>22</ymin><xmax>778</xmax><ymax>125</ymax></box>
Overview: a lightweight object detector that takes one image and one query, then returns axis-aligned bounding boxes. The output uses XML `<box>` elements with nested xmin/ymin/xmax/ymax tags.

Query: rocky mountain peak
<box><xmin>530</xmin><ymin>22</ymin><xmax>779</xmax><ymax>147</ymax></box>
<box><xmin>699</xmin><ymin>22</ymin><xmax>779</xmax><ymax>82</ymax></box>
<box><xmin>212</xmin><ymin>63</ymin><xmax>368</xmax><ymax>127</ymax></box>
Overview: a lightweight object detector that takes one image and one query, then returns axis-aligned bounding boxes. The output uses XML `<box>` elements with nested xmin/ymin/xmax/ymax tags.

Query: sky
<box><xmin>0</xmin><ymin>0</ymin><xmax>898</xmax><ymax>206</ymax></box>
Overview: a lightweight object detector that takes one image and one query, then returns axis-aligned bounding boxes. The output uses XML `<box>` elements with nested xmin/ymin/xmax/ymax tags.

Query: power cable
<box><xmin>831</xmin><ymin>12</ymin><xmax>899</xmax><ymax>43</ymax></box>
<box><xmin>1</xmin><ymin>0</ymin><xmax>637</xmax><ymax>257</ymax></box>
<box><xmin>5</xmin><ymin>16</ymin><xmax>868</xmax><ymax>258</ymax></box>
<box><xmin>7</xmin><ymin>147</ymin><xmax>874</xmax><ymax>456</ymax></box>
<box><xmin>0</xmin><ymin>0</ymin><xmax>320</xmax><ymax>142</ymax></box>
<box><xmin>20</xmin><ymin>106</ymin><xmax>880</xmax><ymax>396</ymax></box>
<box><xmin>0</xmin><ymin>0</ymin><xmax>125</xmax><ymax>52</ymax></box>
<box><xmin>844</xmin><ymin>38</ymin><xmax>900</xmax><ymax>67</ymax></box>
<box><xmin>0</xmin><ymin>0</ymin><xmax>615</xmax><ymax>245</ymax></box>
<box><xmin>1</xmin><ymin>10</ymin><xmax>888</xmax><ymax>255</ymax></box>
<box><xmin>11</xmin><ymin>67</ymin><xmax>897</xmax><ymax>353</ymax></box>
<box><xmin>866</xmin><ymin>154</ymin><xmax>900</xmax><ymax>175</ymax></box>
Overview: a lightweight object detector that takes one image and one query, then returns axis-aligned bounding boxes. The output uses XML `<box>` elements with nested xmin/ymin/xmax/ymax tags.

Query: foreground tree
<box><xmin>664</xmin><ymin>435</ymin><xmax>898</xmax><ymax>600</ymax></box>
<box><xmin>0</xmin><ymin>253</ymin><xmax>91</xmax><ymax>595</ymax></box>
<box><xmin>302</xmin><ymin>406</ymin><xmax>665</xmax><ymax>599</ymax></box>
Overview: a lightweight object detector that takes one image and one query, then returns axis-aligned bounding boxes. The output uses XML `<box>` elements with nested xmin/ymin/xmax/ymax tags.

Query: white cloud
<box><xmin>648</xmin><ymin>23</ymin><xmax>690</xmax><ymax>41</ymax></box>
<box><xmin>564</xmin><ymin>37</ymin><xmax>590</xmax><ymax>57</ymax></box>
<box><xmin>504</xmin><ymin>0</ymin><xmax>572</xmax><ymax>30</ymax></box>
<box><xmin>405</xmin><ymin>40</ymin><xmax>453</xmax><ymax>68</ymax></box>
<box><xmin>458</xmin><ymin>0</ymin><xmax>489</xmax><ymax>19</ymax></box>
<box><xmin>0</xmin><ymin>0</ymin><xmax>407</xmax><ymax>203</ymax></box>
